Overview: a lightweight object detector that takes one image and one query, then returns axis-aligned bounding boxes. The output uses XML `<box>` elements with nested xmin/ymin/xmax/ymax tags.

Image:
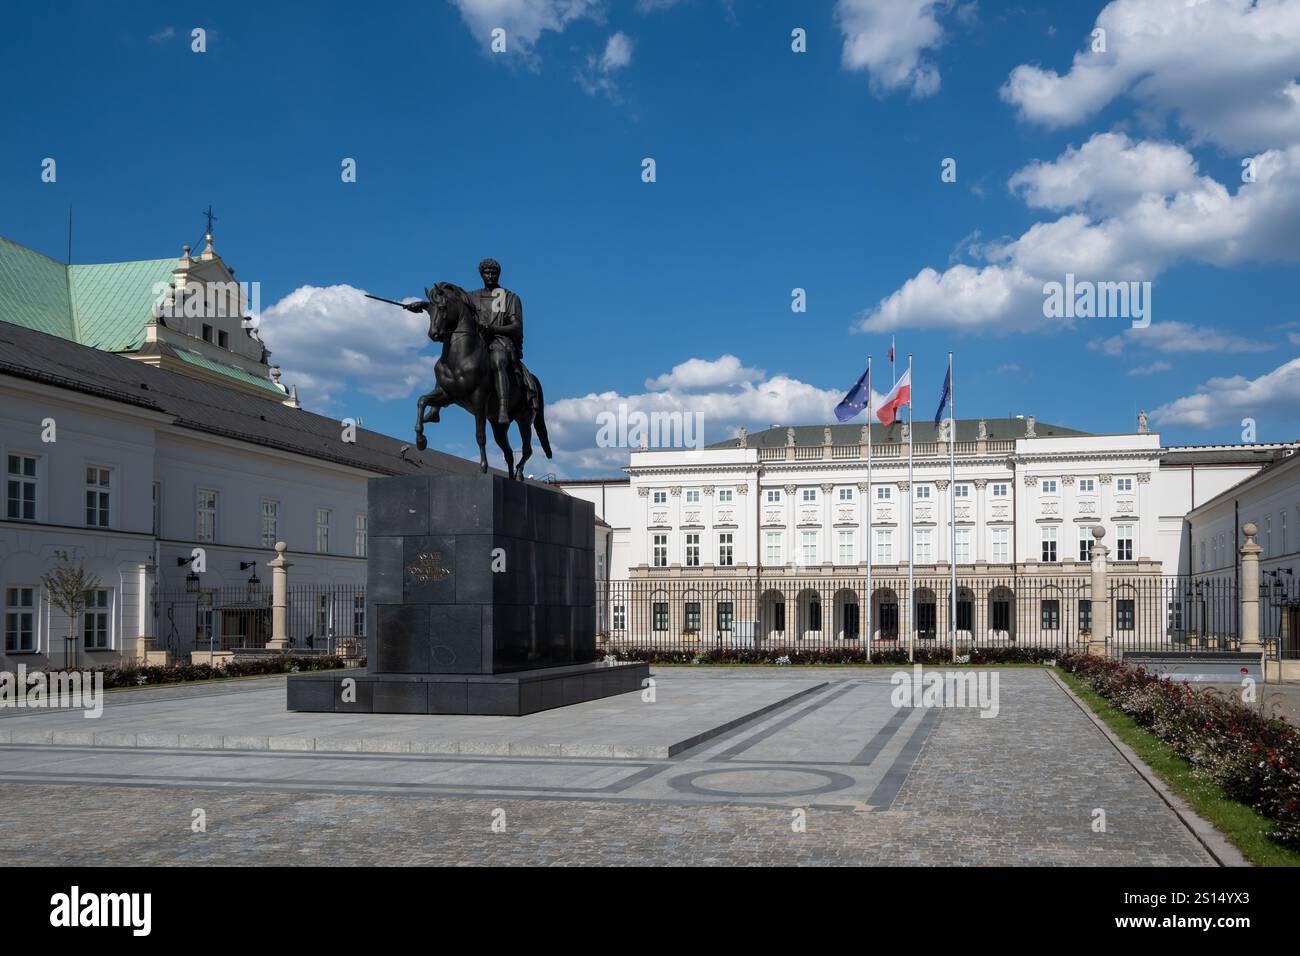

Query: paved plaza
<box><xmin>0</xmin><ymin>667</ymin><xmax>1221</xmax><ymax>865</ymax></box>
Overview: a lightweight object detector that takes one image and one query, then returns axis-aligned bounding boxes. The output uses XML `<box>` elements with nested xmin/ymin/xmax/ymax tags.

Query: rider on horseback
<box><xmin>405</xmin><ymin>258</ymin><xmax>537</xmax><ymax>425</ymax></box>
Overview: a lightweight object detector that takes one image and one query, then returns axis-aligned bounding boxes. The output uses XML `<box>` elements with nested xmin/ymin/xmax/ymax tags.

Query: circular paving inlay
<box><xmin>669</xmin><ymin>767</ymin><xmax>855</xmax><ymax>799</ymax></box>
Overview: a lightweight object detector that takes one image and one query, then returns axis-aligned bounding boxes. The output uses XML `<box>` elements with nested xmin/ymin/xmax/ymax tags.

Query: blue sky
<box><xmin>3</xmin><ymin>0</ymin><xmax>1299</xmax><ymax>475</ymax></box>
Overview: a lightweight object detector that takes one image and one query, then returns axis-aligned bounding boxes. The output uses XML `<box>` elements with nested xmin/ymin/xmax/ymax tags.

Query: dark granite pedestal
<box><xmin>287</xmin><ymin>473</ymin><xmax>647</xmax><ymax>716</ymax></box>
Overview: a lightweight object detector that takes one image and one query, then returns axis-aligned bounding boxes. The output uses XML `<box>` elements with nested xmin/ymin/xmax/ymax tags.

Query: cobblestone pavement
<box><xmin>0</xmin><ymin>668</ymin><xmax>1217</xmax><ymax>865</ymax></box>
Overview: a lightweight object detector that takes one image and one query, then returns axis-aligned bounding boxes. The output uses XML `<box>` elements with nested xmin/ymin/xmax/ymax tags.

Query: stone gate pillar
<box><xmin>1240</xmin><ymin>522</ymin><xmax>1263</xmax><ymax>655</ymax></box>
<box><xmin>268</xmin><ymin>542</ymin><xmax>293</xmax><ymax>652</ymax></box>
<box><xmin>1089</xmin><ymin>526</ymin><xmax>1109</xmax><ymax>657</ymax></box>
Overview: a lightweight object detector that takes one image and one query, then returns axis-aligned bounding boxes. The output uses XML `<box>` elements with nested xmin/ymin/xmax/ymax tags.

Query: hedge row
<box><xmin>56</xmin><ymin>655</ymin><xmax>354</xmax><ymax>690</ymax></box>
<box><xmin>1058</xmin><ymin>652</ymin><xmax>1299</xmax><ymax>850</ymax></box>
<box><xmin>603</xmin><ymin>646</ymin><xmax>1060</xmax><ymax>666</ymax></box>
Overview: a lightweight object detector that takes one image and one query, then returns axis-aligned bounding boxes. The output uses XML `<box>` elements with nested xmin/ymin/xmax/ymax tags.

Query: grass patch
<box><xmin>1057</xmin><ymin>668</ymin><xmax>1300</xmax><ymax>867</ymax></box>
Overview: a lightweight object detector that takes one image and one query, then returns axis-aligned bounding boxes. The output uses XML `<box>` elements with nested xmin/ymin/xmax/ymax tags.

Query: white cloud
<box><xmin>149</xmin><ymin>26</ymin><xmax>176</xmax><ymax>43</ymax></box>
<box><xmin>1151</xmin><ymin>357</ymin><xmax>1300</xmax><ymax>428</ymax></box>
<box><xmin>1090</xmin><ymin>321</ymin><xmax>1274</xmax><ymax>357</ymax></box>
<box><xmin>450</xmin><ymin>0</ymin><xmax>601</xmax><ymax>60</ymax></box>
<box><xmin>644</xmin><ymin>354</ymin><xmax>762</xmax><ymax>391</ymax></box>
<box><xmin>1000</xmin><ymin>0</ymin><xmax>1300</xmax><ymax>151</ymax></box>
<box><xmin>254</xmin><ymin>285</ymin><xmax>435</xmax><ymax>408</ymax></box>
<box><xmin>834</xmin><ymin>0</ymin><xmax>950</xmax><ymax>97</ymax></box>
<box><xmin>1126</xmin><ymin>360</ymin><xmax>1171</xmax><ymax>376</ymax></box>
<box><xmin>1008</xmin><ymin>132</ymin><xmax>1200</xmax><ymax>215</ymax></box>
<box><xmin>578</xmin><ymin>31</ymin><xmax>634</xmax><ymax>96</ymax></box>
<box><xmin>546</xmin><ymin>355</ymin><xmax>884</xmax><ymax>474</ymax></box>
<box><xmin>858</xmin><ymin>136</ymin><xmax>1300</xmax><ymax>333</ymax></box>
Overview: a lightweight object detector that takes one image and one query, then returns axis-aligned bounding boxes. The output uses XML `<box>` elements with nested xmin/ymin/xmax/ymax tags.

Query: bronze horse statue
<box><xmin>413</xmin><ymin>282</ymin><xmax>552</xmax><ymax>479</ymax></box>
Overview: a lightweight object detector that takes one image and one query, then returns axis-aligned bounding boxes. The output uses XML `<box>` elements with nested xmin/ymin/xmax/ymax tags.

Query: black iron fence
<box><xmin>1260</xmin><ymin>571</ymin><xmax>1300</xmax><ymax>659</ymax></box>
<box><xmin>154</xmin><ymin>584</ymin><xmax>366</xmax><ymax>660</ymax></box>
<box><xmin>596</xmin><ymin>574</ymin><xmax>1240</xmax><ymax>655</ymax></box>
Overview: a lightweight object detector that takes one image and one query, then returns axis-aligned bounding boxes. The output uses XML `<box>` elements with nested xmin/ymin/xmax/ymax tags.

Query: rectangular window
<box><xmin>1079</xmin><ymin>478</ymin><xmax>1095</xmax><ymax>493</ymax></box>
<box><xmin>353</xmin><ymin>595</ymin><xmax>366</xmax><ymax>636</ymax></box>
<box><xmin>1265</xmin><ymin>516</ymin><xmax>1272</xmax><ymax>556</ymax></box>
<box><xmin>838</xmin><ymin>530</ymin><xmax>854</xmax><ymax>565</ymax></box>
<box><xmin>652</xmin><ymin>533</ymin><xmax>668</xmax><ymax>567</ymax></box>
<box><xmin>991</xmin><ymin>599</ymin><xmax>1011</xmax><ymax>632</ymax></box>
<box><xmin>914</xmin><ymin>528</ymin><xmax>932</xmax><ymax>563</ymax></box>
<box><xmin>613</xmin><ymin>604</ymin><xmax>626</xmax><ymax>632</ymax></box>
<box><xmin>685</xmin><ymin>489</ymin><xmax>700</xmax><ymax>503</ymax></box>
<box><xmin>684</xmin><ymin>533</ymin><xmax>700</xmax><ymax>567</ymax></box>
<box><xmin>764</xmin><ymin>531</ymin><xmax>782</xmax><ymax>565</ymax></box>
<box><xmin>684</xmin><ymin>602</ymin><xmax>700</xmax><ymax>632</ymax></box>
<box><xmin>652</xmin><ymin>602</ymin><xmax>668</xmax><ymax>631</ymax></box>
<box><xmin>915</xmin><ymin>485</ymin><xmax>931</xmax><ymax>500</ymax></box>
<box><xmin>1117</xmin><ymin>599</ymin><xmax>1135</xmax><ymax>631</ymax></box>
<box><xmin>355</xmin><ymin>513</ymin><xmax>368</xmax><ymax>557</ymax></box>
<box><xmin>808</xmin><ymin>599</ymin><xmax>822</xmax><ymax>632</ymax></box>
<box><xmin>800</xmin><ymin>531</ymin><xmax>818</xmax><ymax>566</ymax></box>
<box><xmin>1079</xmin><ymin>600</ymin><xmax>1092</xmax><ymax>633</ymax></box>
<box><xmin>202</xmin><ymin>323</ymin><xmax>214</xmax><ymax>343</ymax></box>
<box><xmin>1079</xmin><ymin>527</ymin><xmax>1094</xmax><ymax>562</ymax></box>
<box><xmin>992</xmin><ymin>482</ymin><xmax>1008</xmax><ymax>497</ymax></box>
<box><xmin>876</xmin><ymin>486</ymin><xmax>892</xmax><ymax>501</ymax></box>
<box><xmin>801</xmin><ymin>488</ymin><xmax>817</xmax><ymax>502</ymax></box>
<box><xmin>718</xmin><ymin>488</ymin><xmax>733</xmax><ymax>503</ymax></box>
<box><xmin>766</xmin><ymin>489</ymin><xmax>782</xmax><ymax>503</ymax></box>
<box><xmin>1117</xmin><ymin>477</ymin><xmax>1134</xmax><ymax>492</ymax></box>
<box><xmin>991</xmin><ymin>527</ymin><xmax>1009</xmax><ymax>563</ymax></box>
<box><xmin>261</xmin><ymin>499</ymin><xmax>279</xmax><ymax>548</ymax></box>
<box><xmin>196</xmin><ymin>489</ymin><xmax>217</xmax><ymax>543</ymax></box>
<box><xmin>1116</xmin><ymin>523</ymin><xmax>1134</xmax><ymax>561</ymax></box>
<box><xmin>652</xmin><ymin>490</ymin><xmax>667</xmax><ymax>504</ymax></box>
<box><xmin>773</xmin><ymin>601</ymin><xmax>786</xmax><ymax>632</ymax></box>
<box><xmin>1041</xmin><ymin>599</ymin><xmax>1060</xmax><ymax>630</ymax></box>
<box><xmin>954</xmin><ymin>484</ymin><xmax>969</xmax><ymax>498</ymax></box>
<box><xmin>716</xmin><ymin>602</ymin><xmax>734</xmax><ymax>632</ymax></box>
<box><xmin>717</xmin><ymin>532</ymin><xmax>734</xmax><ymax>567</ymax></box>
<box><xmin>1041</xmin><ymin>526</ymin><xmax>1058</xmax><ymax>562</ymax></box>
<box><xmin>875</xmin><ymin>529</ymin><xmax>893</xmax><ymax>564</ymax></box>
<box><xmin>1041</xmin><ymin>479</ymin><xmax>1058</xmax><ymax>494</ymax></box>
<box><xmin>6</xmin><ymin>454</ymin><xmax>37</xmax><ymax>521</ymax></box>
<box><xmin>4</xmin><ymin>587</ymin><xmax>35</xmax><ymax>653</ymax></box>
<box><xmin>838</xmin><ymin>487</ymin><xmax>853</xmax><ymax>501</ymax></box>
<box><xmin>316</xmin><ymin>508</ymin><xmax>332</xmax><ymax>554</ymax></box>
<box><xmin>85</xmin><ymin>466</ymin><xmax>111</xmax><ymax>527</ymax></box>
<box><xmin>954</xmin><ymin>528</ymin><xmax>971</xmax><ymax>564</ymax></box>
<box><xmin>83</xmin><ymin>589</ymin><xmax>110</xmax><ymax>650</ymax></box>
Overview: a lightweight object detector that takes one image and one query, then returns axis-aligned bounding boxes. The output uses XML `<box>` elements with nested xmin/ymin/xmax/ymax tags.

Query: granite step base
<box><xmin>287</xmin><ymin>661</ymin><xmax>650</xmax><ymax>716</ymax></box>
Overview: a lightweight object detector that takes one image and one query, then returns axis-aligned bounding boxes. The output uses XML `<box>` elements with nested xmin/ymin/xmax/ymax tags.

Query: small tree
<box><xmin>40</xmin><ymin>551</ymin><xmax>101</xmax><ymax>668</ymax></box>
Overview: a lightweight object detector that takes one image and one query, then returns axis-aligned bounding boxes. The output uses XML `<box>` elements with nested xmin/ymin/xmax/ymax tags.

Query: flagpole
<box><xmin>907</xmin><ymin>352</ymin><xmax>914</xmax><ymax>665</ymax></box>
<box><xmin>949</xmin><ymin>351</ymin><xmax>957</xmax><ymax>664</ymax></box>
<box><xmin>865</xmin><ymin>357</ymin><xmax>873</xmax><ymax>663</ymax></box>
<box><xmin>891</xmin><ymin>336</ymin><xmax>896</xmax><ymax>388</ymax></box>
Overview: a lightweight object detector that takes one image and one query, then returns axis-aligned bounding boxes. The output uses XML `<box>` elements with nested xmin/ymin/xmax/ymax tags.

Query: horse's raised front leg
<box><xmin>414</xmin><ymin>387</ymin><xmax>451</xmax><ymax>450</ymax></box>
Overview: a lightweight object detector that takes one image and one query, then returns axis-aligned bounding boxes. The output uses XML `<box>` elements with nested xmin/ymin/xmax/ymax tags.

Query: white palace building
<box><xmin>0</xmin><ymin>230</ymin><xmax>475</xmax><ymax>669</ymax></box>
<box><xmin>559</xmin><ymin>418</ymin><xmax>1300</xmax><ymax>652</ymax></box>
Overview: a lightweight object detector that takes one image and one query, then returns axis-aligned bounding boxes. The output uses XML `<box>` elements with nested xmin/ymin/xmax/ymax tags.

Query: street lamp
<box><xmin>240</xmin><ymin>561</ymin><xmax>261</xmax><ymax>600</ymax></box>
<box><xmin>177</xmin><ymin>555</ymin><xmax>200</xmax><ymax>593</ymax></box>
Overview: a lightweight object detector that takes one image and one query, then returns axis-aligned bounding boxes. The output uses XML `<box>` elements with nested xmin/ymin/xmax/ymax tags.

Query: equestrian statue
<box><xmin>368</xmin><ymin>258</ymin><xmax>552</xmax><ymax>479</ymax></box>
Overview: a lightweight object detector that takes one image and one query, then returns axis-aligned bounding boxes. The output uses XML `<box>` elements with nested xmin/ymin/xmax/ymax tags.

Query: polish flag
<box><xmin>876</xmin><ymin>367</ymin><xmax>911</xmax><ymax>425</ymax></box>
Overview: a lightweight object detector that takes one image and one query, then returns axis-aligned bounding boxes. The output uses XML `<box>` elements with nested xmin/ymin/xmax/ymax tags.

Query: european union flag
<box><xmin>934</xmin><ymin>366</ymin><xmax>951</xmax><ymax>427</ymax></box>
<box><xmin>835</xmin><ymin>365</ymin><xmax>871</xmax><ymax>422</ymax></box>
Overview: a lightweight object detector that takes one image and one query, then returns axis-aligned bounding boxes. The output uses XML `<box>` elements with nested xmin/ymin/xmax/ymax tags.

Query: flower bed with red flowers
<box><xmin>1058</xmin><ymin>652</ymin><xmax>1300</xmax><ymax>850</ymax></box>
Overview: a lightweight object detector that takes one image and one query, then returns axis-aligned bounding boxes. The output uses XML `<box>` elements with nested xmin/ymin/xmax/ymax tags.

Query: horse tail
<box><xmin>531</xmin><ymin>375</ymin><xmax>553</xmax><ymax>459</ymax></box>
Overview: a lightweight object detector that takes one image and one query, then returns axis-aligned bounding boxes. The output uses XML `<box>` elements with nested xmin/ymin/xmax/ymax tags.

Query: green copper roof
<box><xmin>69</xmin><ymin>258</ymin><xmax>176</xmax><ymax>351</ymax></box>
<box><xmin>173</xmin><ymin>348</ymin><xmax>283</xmax><ymax>394</ymax></box>
<box><xmin>0</xmin><ymin>236</ymin><xmax>174</xmax><ymax>353</ymax></box>
<box><xmin>0</xmin><ymin>236</ymin><xmax>74</xmax><ymax>339</ymax></box>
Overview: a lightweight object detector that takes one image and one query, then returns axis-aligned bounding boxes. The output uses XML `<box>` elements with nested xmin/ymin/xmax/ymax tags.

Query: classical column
<box><xmin>1089</xmin><ymin>526</ymin><xmax>1109</xmax><ymax>657</ymax></box>
<box><xmin>1240</xmin><ymin>522</ymin><xmax>1264</xmax><ymax>654</ymax></box>
<box><xmin>134</xmin><ymin>563</ymin><xmax>157</xmax><ymax>663</ymax></box>
<box><xmin>268</xmin><ymin>542</ymin><xmax>293</xmax><ymax>651</ymax></box>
